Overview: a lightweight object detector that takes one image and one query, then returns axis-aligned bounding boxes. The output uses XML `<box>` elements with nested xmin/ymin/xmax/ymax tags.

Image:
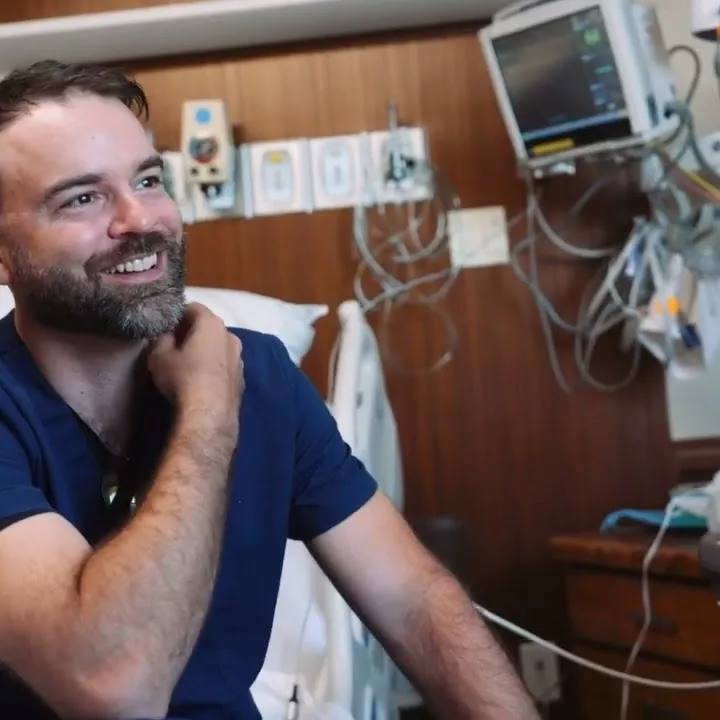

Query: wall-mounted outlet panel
<box><xmin>181</xmin><ymin>100</ymin><xmax>234</xmax><ymax>187</ymax></box>
<box><xmin>309</xmin><ymin>134</ymin><xmax>367</xmax><ymax>210</ymax></box>
<box><xmin>366</xmin><ymin>126</ymin><xmax>433</xmax><ymax>205</ymax></box>
<box><xmin>191</xmin><ymin>146</ymin><xmax>245</xmax><ymax>223</ymax></box>
<box><xmin>181</xmin><ymin>99</ymin><xmax>243</xmax><ymax>222</ymax></box>
<box><xmin>242</xmin><ymin>139</ymin><xmax>313</xmax><ymax>217</ymax></box>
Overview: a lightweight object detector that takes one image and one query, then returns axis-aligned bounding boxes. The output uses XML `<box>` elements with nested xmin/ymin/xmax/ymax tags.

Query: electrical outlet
<box><xmin>519</xmin><ymin>642</ymin><xmax>561</xmax><ymax>703</ymax></box>
<box><xmin>181</xmin><ymin>99</ymin><xmax>244</xmax><ymax>222</ymax></box>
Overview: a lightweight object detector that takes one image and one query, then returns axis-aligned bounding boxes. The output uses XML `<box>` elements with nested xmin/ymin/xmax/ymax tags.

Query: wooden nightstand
<box><xmin>550</xmin><ymin>529</ymin><xmax>720</xmax><ymax>719</ymax></box>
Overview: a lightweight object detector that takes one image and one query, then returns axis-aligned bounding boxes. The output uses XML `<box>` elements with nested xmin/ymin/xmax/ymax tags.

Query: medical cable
<box><xmin>663</xmin><ymin>44</ymin><xmax>701</xmax><ymax>147</ymax></box>
<box><xmin>521</xmin><ymin>181</ymin><xmax>575</xmax><ymax>393</ymax></box>
<box><xmin>509</xmin><ymin>171</ymin><xmax>623</xmax><ymax>334</ymax></box>
<box><xmin>472</xmin><ymin>598</ymin><xmax>720</xmax><ymax>691</ymax></box>
<box><xmin>509</xmin><ymin>168</ymin><xmax>631</xmax><ymax>392</ymax></box>
<box><xmin>572</xmin><ymin>218</ymin><xmax>663</xmax><ymax>392</ymax></box>
<box><xmin>671</xmin><ymin>44</ymin><xmax>702</xmax><ymax>105</ymax></box>
<box><xmin>352</xmin><ymin>156</ymin><xmax>463</xmax><ymax>375</ymax></box>
<box><xmin>509</xmin><ymin>97</ymin><xmax>717</xmax><ymax>392</ymax></box>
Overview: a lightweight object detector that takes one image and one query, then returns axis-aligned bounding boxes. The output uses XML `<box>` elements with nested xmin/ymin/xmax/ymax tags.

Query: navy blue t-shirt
<box><xmin>0</xmin><ymin>312</ymin><xmax>377</xmax><ymax>720</ymax></box>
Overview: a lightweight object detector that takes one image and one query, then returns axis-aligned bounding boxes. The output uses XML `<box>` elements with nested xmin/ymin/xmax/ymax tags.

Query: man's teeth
<box><xmin>107</xmin><ymin>252</ymin><xmax>158</xmax><ymax>274</ymax></box>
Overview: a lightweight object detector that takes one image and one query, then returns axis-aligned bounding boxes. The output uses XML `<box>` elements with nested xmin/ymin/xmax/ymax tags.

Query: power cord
<box><xmin>473</xmin><ymin>494</ymin><xmax>720</xmax><ymax>697</ymax></box>
<box><xmin>618</xmin><ymin>496</ymin><xmax>684</xmax><ymax>720</ymax></box>
<box><xmin>473</xmin><ymin>599</ymin><xmax>720</xmax><ymax>691</ymax></box>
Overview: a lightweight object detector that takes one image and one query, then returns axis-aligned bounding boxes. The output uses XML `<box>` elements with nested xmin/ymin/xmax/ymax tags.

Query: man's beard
<box><xmin>9</xmin><ymin>231</ymin><xmax>187</xmax><ymax>340</ymax></box>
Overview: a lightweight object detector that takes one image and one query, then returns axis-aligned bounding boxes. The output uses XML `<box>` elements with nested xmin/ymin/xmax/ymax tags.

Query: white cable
<box><xmin>473</xmin><ymin>491</ymin><xmax>720</xmax><ymax>693</ymax></box>
<box><xmin>473</xmin><ymin>602</ymin><xmax>720</xmax><ymax>690</ymax></box>
<box><xmin>619</xmin><ymin>498</ymin><xmax>681</xmax><ymax>720</ymax></box>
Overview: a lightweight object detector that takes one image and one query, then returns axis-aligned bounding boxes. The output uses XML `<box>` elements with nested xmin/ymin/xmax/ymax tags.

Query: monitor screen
<box><xmin>491</xmin><ymin>6</ymin><xmax>633</xmax><ymax>158</ymax></box>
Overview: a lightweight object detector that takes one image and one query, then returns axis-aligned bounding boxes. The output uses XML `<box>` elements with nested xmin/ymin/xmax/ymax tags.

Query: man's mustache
<box><xmin>87</xmin><ymin>232</ymin><xmax>176</xmax><ymax>275</ymax></box>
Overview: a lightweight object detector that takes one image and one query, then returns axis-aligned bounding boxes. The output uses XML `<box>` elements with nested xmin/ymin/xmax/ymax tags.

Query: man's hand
<box><xmin>0</xmin><ymin>305</ymin><xmax>243</xmax><ymax>720</ymax></box>
<box><xmin>310</xmin><ymin>492</ymin><xmax>540</xmax><ymax>720</ymax></box>
<box><xmin>149</xmin><ymin>302</ymin><xmax>244</xmax><ymax>428</ymax></box>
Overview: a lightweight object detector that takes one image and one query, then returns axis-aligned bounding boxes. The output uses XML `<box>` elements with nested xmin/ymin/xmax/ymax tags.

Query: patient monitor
<box><xmin>478</xmin><ymin>0</ymin><xmax>678</xmax><ymax>170</ymax></box>
<box><xmin>181</xmin><ymin>99</ymin><xmax>237</xmax><ymax>210</ymax></box>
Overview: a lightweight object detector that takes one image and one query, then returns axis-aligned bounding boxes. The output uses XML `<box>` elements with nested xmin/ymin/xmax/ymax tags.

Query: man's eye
<box><xmin>139</xmin><ymin>175</ymin><xmax>163</xmax><ymax>189</ymax></box>
<box><xmin>65</xmin><ymin>193</ymin><xmax>96</xmax><ymax>209</ymax></box>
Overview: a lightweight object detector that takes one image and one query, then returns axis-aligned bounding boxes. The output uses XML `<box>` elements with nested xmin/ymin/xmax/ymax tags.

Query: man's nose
<box><xmin>108</xmin><ymin>193</ymin><xmax>152</xmax><ymax>238</ymax></box>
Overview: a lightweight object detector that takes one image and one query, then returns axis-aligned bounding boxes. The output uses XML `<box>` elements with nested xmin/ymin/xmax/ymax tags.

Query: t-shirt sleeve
<box><xmin>0</xmin><ymin>419</ymin><xmax>53</xmax><ymax>532</ymax></box>
<box><xmin>268</xmin><ymin>337</ymin><xmax>378</xmax><ymax>542</ymax></box>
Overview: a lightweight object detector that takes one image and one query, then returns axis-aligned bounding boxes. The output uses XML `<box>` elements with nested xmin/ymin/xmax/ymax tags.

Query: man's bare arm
<box><xmin>311</xmin><ymin>492</ymin><xmax>540</xmax><ymax>720</ymax></box>
<box><xmin>0</xmin><ymin>305</ymin><xmax>243</xmax><ymax>720</ymax></box>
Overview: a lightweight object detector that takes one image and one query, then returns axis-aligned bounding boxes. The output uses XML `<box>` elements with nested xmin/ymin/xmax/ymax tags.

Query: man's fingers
<box><xmin>150</xmin><ymin>334</ymin><xmax>175</xmax><ymax>354</ymax></box>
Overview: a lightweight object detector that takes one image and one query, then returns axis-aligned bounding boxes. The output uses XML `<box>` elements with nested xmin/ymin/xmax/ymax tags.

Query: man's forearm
<box><xmin>73</xmin><ymin>407</ymin><xmax>236</xmax><ymax>710</ymax></box>
<box><xmin>393</xmin><ymin>569</ymin><xmax>540</xmax><ymax>720</ymax></box>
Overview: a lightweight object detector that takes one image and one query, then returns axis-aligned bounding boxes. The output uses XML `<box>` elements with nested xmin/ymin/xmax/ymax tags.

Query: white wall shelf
<box><xmin>0</xmin><ymin>0</ymin><xmax>503</xmax><ymax>72</ymax></box>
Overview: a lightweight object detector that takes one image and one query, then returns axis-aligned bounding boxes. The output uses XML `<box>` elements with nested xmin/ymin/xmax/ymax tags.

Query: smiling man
<box><xmin>0</xmin><ymin>60</ymin><xmax>539</xmax><ymax>720</ymax></box>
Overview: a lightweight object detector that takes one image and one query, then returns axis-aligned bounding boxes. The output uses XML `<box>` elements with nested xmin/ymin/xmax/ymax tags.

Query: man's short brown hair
<box><xmin>0</xmin><ymin>59</ymin><xmax>149</xmax><ymax>132</ymax></box>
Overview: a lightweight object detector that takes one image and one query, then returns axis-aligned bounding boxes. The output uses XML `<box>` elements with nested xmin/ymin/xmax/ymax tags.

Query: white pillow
<box><xmin>0</xmin><ymin>285</ymin><xmax>328</xmax><ymax>366</ymax></box>
<box><xmin>184</xmin><ymin>287</ymin><xmax>328</xmax><ymax>365</ymax></box>
<box><xmin>0</xmin><ymin>285</ymin><xmax>13</xmax><ymax>318</ymax></box>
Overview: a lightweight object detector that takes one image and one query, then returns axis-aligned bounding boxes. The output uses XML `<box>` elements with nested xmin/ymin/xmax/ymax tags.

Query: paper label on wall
<box><xmin>448</xmin><ymin>207</ymin><xmax>509</xmax><ymax>269</ymax></box>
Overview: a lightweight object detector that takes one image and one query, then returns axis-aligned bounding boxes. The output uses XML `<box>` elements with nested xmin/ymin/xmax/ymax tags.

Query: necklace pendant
<box><xmin>102</xmin><ymin>471</ymin><xmax>138</xmax><ymax>516</ymax></box>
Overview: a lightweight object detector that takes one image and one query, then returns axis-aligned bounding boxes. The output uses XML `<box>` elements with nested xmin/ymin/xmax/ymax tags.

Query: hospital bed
<box><xmin>250</xmin><ymin>298</ymin><xmax>408</xmax><ymax>720</ymax></box>
<box><xmin>0</xmin><ymin>284</ymin><xmax>413</xmax><ymax>720</ymax></box>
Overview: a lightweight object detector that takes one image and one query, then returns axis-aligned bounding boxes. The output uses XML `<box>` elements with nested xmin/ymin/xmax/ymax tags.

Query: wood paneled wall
<box><xmin>1</xmin><ymin>0</ymin><xmax>680</xmax><ymax>704</ymax></box>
